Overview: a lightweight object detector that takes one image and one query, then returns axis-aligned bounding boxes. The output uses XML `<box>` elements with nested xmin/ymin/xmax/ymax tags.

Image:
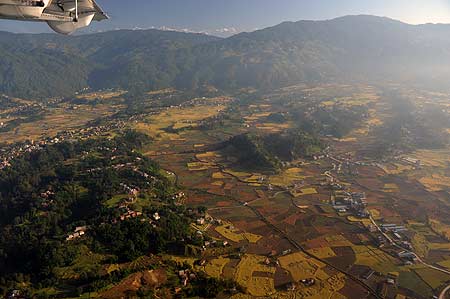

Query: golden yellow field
<box><xmin>412</xmin><ymin>150</ymin><xmax>450</xmax><ymax>168</ymax></box>
<box><xmin>196</xmin><ymin>151</ymin><xmax>221</xmax><ymax>161</ymax></box>
<box><xmin>269</xmin><ymin>167</ymin><xmax>307</xmax><ymax>187</ymax></box>
<box><xmin>134</xmin><ymin>104</ymin><xmax>227</xmax><ymax>138</ymax></box>
<box><xmin>369</xmin><ymin>209</ymin><xmax>382</xmax><ymax>220</ymax></box>
<box><xmin>254</xmin><ymin>122</ymin><xmax>293</xmax><ymax>133</ymax></box>
<box><xmin>222</xmin><ymin>169</ymin><xmax>253</xmax><ymax>179</ymax></box>
<box><xmin>437</xmin><ymin>259</ymin><xmax>450</xmax><ymax>270</ymax></box>
<box><xmin>353</xmin><ymin>246</ymin><xmax>398</xmax><ymax>274</ymax></box>
<box><xmin>243</xmin><ymin>174</ymin><xmax>265</xmax><ymax>183</ymax></box>
<box><xmin>381</xmin><ymin>163</ymin><xmax>414</xmax><ymax>174</ymax></box>
<box><xmin>278</xmin><ymin>252</ymin><xmax>328</xmax><ymax>282</ymax></box>
<box><xmin>367</xmin><ymin>117</ymin><xmax>383</xmax><ymax>126</ymax></box>
<box><xmin>204</xmin><ymin>256</ymin><xmax>230</xmax><ymax>278</ymax></box>
<box><xmin>307</xmin><ymin>247</ymin><xmax>336</xmax><ymax>259</ymax></box>
<box><xmin>411</xmin><ymin>233</ymin><xmax>430</xmax><ymax>258</ymax></box>
<box><xmin>215</xmin><ymin>222</ymin><xmax>262</xmax><ymax>243</ymax></box>
<box><xmin>0</xmin><ymin>105</ymin><xmax>120</xmax><ymax>143</ymax></box>
<box><xmin>325</xmin><ymin>235</ymin><xmax>353</xmax><ymax>247</ymax></box>
<box><xmin>299</xmin><ymin>187</ymin><xmax>318</xmax><ymax>196</ymax></box>
<box><xmin>230</xmin><ymin>273</ymin><xmax>347</xmax><ymax>299</ymax></box>
<box><xmin>147</xmin><ymin>88</ymin><xmax>177</xmax><ymax>95</ymax></box>
<box><xmin>235</xmin><ymin>254</ymin><xmax>276</xmax><ymax>297</ymax></box>
<box><xmin>337</xmin><ymin>137</ymin><xmax>357</xmax><ymax>142</ymax></box>
<box><xmin>187</xmin><ymin>161</ymin><xmax>216</xmax><ymax>171</ymax></box>
<box><xmin>212</xmin><ymin>172</ymin><xmax>229</xmax><ymax>179</ymax></box>
<box><xmin>419</xmin><ymin>174</ymin><xmax>450</xmax><ymax>192</ymax></box>
<box><xmin>347</xmin><ymin>216</ymin><xmax>372</xmax><ymax>226</ymax></box>
<box><xmin>321</xmin><ymin>100</ymin><xmax>336</xmax><ymax>107</ymax></box>
<box><xmin>383</xmin><ymin>183</ymin><xmax>399</xmax><ymax>193</ymax></box>
<box><xmin>77</xmin><ymin>90</ymin><xmax>126</xmax><ymax>100</ymax></box>
<box><xmin>211</xmin><ymin>181</ymin><xmax>224</xmax><ymax>187</ymax></box>
<box><xmin>429</xmin><ymin>219</ymin><xmax>450</xmax><ymax>241</ymax></box>
<box><xmin>243</xmin><ymin>112</ymin><xmax>271</xmax><ymax>122</ymax></box>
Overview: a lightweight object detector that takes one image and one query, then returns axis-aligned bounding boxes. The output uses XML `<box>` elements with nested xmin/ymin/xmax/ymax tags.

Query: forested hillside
<box><xmin>2</xmin><ymin>15</ymin><xmax>450</xmax><ymax>98</ymax></box>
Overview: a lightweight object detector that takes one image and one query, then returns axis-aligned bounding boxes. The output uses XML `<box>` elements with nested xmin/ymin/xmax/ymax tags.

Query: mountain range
<box><xmin>2</xmin><ymin>15</ymin><xmax>450</xmax><ymax>98</ymax></box>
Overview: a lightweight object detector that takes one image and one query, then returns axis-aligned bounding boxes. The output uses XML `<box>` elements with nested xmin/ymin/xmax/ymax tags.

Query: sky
<box><xmin>1</xmin><ymin>0</ymin><xmax>450</xmax><ymax>36</ymax></box>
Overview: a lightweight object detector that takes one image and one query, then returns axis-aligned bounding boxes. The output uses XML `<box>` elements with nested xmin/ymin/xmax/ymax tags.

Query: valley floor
<box><xmin>1</xmin><ymin>84</ymin><xmax>450</xmax><ymax>298</ymax></box>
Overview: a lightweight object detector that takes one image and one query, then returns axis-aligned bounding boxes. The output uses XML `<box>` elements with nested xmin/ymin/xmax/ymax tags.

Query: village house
<box><xmin>66</xmin><ymin>226</ymin><xmax>87</xmax><ymax>241</ymax></box>
<box><xmin>119</xmin><ymin>210</ymin><xmax>143</xmax><ymax>221</ymax></box>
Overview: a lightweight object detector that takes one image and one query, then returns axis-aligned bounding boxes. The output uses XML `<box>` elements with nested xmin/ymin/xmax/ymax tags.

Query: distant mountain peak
<box><xmin>2</xmin><ymin>15</ymin><xmax>450</xmax><ymax>98</ymax></box>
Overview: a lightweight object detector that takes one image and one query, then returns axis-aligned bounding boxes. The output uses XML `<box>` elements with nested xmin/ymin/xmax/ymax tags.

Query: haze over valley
<box><xmin>1</xmin><ymin>12</ymin><xmax>450</xmax><ymax>299</ymax></box>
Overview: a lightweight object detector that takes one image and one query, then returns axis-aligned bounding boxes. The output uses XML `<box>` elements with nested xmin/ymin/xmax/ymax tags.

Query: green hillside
<box><xmin>3</xmin><ymin>15</ymin><xmax>450</xmax><ymax>98</ymax></box>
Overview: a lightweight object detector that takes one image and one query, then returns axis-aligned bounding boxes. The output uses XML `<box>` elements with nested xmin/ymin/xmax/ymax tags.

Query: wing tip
<box><xmin>91</xmin><ymin>0</ymin><xmax>109</xmax><ymax>20</ymax></box>
<box><xmin>98</xmin><ymin>12</ymin><xmax>109</xmax><ymax>20</ymax></box>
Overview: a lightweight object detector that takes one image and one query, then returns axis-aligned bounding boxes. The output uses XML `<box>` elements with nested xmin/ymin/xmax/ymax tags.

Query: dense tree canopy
<box><xmin>0</xmin><ymin>131</ymin><xmax>199</xmax><ymax>295</ymax></box>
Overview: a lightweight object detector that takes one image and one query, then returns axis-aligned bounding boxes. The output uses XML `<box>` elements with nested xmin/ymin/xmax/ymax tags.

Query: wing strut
<box><xmin>74</xmin><ymin>0</ymin><xmax>78</xmax><ymax>21</ymax></box>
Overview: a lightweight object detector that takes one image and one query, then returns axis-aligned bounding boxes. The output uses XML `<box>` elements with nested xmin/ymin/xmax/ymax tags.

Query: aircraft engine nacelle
<box><xmin>0</xmin><ymin>0</ymin><xmax>50</xmax><ymax>19</ymax></box>
<box><xmin>47</xmin><ymin>12</ymin><xmax>94</xmax><ymax>35</ymax></box>
<box><xmin>56</xmin><ymin>0</ymin><xmax>77</xmax><ymax>13</ymax></box>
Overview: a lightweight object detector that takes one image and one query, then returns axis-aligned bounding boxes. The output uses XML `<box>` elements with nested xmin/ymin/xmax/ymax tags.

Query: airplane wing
<box><xmin>0</xmin><ymin>0</ymin><xmax>108</xmax><ymax>33</ymax></box>
<box><xmin>44</xmin><ymin>0</ymin><xmax>109</xmax><ymax>34</ymax></box>
<box><xmin>89</xmin><ymin>0</ymin><xmax>109</xmax><ymax>21</ymax></box>
<box><xmin>45</xmin><ymin>0</ymin><xmax>109</xmax><ymax>20</ymax></box>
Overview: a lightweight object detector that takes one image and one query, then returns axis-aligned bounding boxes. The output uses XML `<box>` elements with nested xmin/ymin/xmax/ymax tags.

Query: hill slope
<box><xmin>0</xmin><ymin>30</ymin><xmax>219</xmax><ymax>98</ymax></box>
<box><xmin>2</xmin><ymin>15</ymin><xmax>450</xmax><ymax>98</ymax></box>
<box><xmin>189</xmin><ymin>15</ymin><xmax>450</xmax><ymax>90</ymax></box>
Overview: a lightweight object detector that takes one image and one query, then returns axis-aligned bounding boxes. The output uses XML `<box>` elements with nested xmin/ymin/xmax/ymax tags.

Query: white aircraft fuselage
<box><xmin>0</xmin><ymin>0</ymin><xmax>108</xmax><ymax>34</ymax></box>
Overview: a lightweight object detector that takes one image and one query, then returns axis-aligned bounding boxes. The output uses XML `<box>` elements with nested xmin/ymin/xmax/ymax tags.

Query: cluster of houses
<box><xmin>114</xmin><ymin>189</ymin><xmax>142</xmax><ymax>222</ymax></box>
<box><xmin>0</xmin><ymin>136</ymin><xmax>68</xmax><ymax>169</ymax></box>
<box><xmin>40</xmin><ymin>190</ymin><xmax>56</xmax><ymax>209</ymax></box>
<box><xmin>401</xmin><ymin>157</ymin><xmax>421</xmax><ymax>167</ymax></box>
<box><xmin>66</xmin><ymin>226</ymin><xmax>87</xmax><ymax>241</ymax></box>
<box><xmin>7</xmin><ymin>289</ymin><xmax>25</xmax><ymax>299</ymax></box>
<box><xmin>133</xmin><ymin>166</ymin><xmax>157</xmax><ymax>182</ymax></box>
<box><xmin>120</xmin><ymin>183</ymin><xmax>140</xmax><ymax>197</ymax></box>
<box><xmin>177</xmin><ymin>269</ymin><xmax>197</xmax><ymax>287</ymax></box>
<box><xmin>381</xmin><ymin>224</ymin><xmax>407</xmax><ymax>235</ymax></box>
<box><xmin>397</xmin><ymin>251</ymin><xmax>417</xmax><ymax>263</ymax></box>
<box><xmin>283</xmin><ymin>278</ymin><xmax>316</xmax><ymax>292</ymax></box>
<box><xmin>381</xmin><ymin>223</ymin><xmax>411</xmax><ymax>244</ymax></box>
<box><xmin>113</xmin><ymin>208</ymin><xmax>160</xmax><ymax>225</ymax></box>
<box><xmin>1</xmin><ymin>99</ymin><xmax>45</xmax><ymax>116</ymax></box>
<box><xmin>113</xmin><ymin>207</ymin><xmax>161</xmax><ymax>225</ymax></box>
<box><xmin>0</xmin><ymin>141</ymin><xmax>46</xmax><ymax>170</ymax></box>
<box><xmin>113</xmin><ymin>180</ymin><xmax>162</xmax><ymax>224</ymax></box>
<box><xmin>173</xmin><ymin>192</ymin><xmax>186</xmax><ymax>205</ymax></box>
<box><xmin>88</xmin><ymin>163</ymin><xmax>157</xmax><ymax>189</ymax></box>
<box><xmin>202</xmin><ymin>239</ymin><xmax>229</xmax><ymax>250</ymax></box>
<box><xmin>379</xmin><ymin>224</ymin><xmax>415</xmax><ymax>262</ymax></box>
<box><xmin>377</xmin><ymin>272</ymin><xmax>400</xmax><ymax>298</ymax></box>
<box><xmin>118</xmin><ymin>210</ymin><xmax>143</xmax><ymax>222</ymax></box>
<box><xmin>40</xmin><ymin>190</ymin><xmax>55</xmax><ymax>199</ymax></box>
<box><xmin>332</xmin><ymin>191</ymin><xmax>369</xmax><ymax>218</ymax></box>
<box><xmin>190</xmin><ymin>215</ymin><xmax>233</xmax><ymax>250</ymax></box>
<box><xmin>0</xmin><ymin>117</ymin><xmax>127</xmax><ymax>171</ymax></box>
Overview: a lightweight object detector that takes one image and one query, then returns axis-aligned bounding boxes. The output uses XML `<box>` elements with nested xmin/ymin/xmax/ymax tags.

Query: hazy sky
<box><xmin>1</xmin><ymin>0</ymin><xmax>450</xmax><ymax>35</ymax></box>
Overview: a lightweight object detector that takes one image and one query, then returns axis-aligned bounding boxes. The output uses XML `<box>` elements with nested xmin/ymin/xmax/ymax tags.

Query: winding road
<box><xmin>370</xmin><ymin>216</ymin><xmax>450</xmax><ymax>274</ymax></box>
<box><xmin>370</xmin><ymin>216</ymin><xmax>450</xmax><ymax>299</ymax></box>
<box><xmin>327</xmin><ymin>153</ymin><xmax>450</xmax><ymax>298</ymax></box>
<box><xmin>157</xmin><ymin>145</ymin><xmax>449</xmax><ymax>299</ymax></box>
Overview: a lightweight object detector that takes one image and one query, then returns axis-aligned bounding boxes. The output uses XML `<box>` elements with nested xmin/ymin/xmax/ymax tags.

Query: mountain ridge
<box><xmin>2</xmin><ymin>15</ymin><xmax>450</xmax><ymax>98</ymax></box>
